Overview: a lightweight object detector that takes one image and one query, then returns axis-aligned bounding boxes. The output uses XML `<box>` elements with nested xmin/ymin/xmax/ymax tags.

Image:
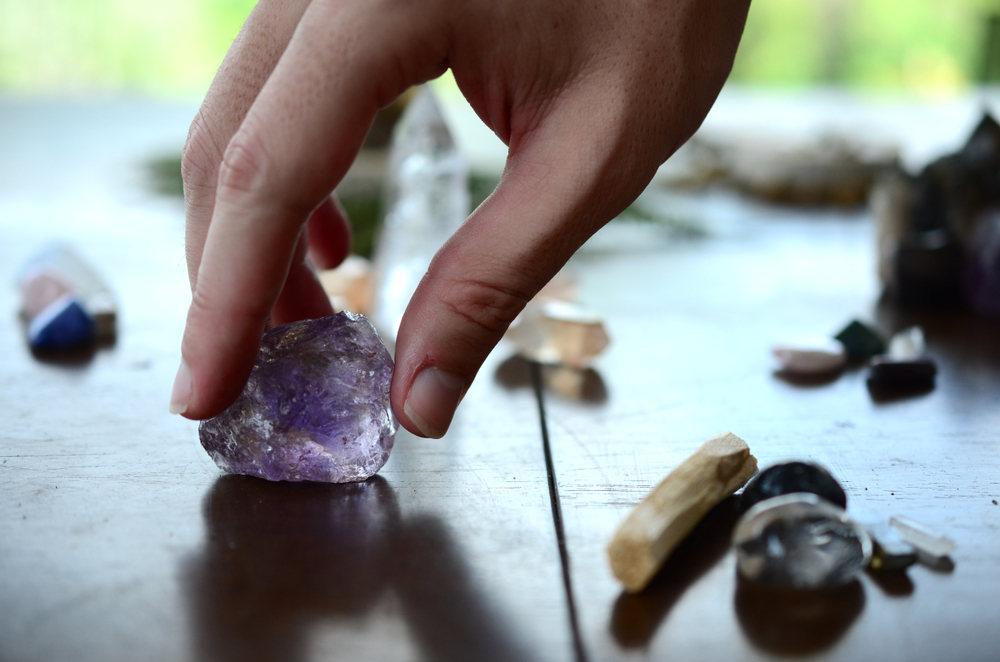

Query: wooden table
<box><xmin>2</xmin><ymin>95</ymin><xmax>999</xmax><ymax>662</ymax></box>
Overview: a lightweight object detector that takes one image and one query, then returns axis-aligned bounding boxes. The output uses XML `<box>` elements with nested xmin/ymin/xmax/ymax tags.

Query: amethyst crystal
<box><xmin>199</xmin><ymin>312</ymin><xmax>396</xmax><ymax>483</ymax></box>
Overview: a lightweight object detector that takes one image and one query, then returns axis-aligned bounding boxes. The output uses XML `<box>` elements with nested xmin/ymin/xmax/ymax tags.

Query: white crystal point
<box><xmin>772</xmin><ymin>338</ymin><xmax>847</xmax><ymax>374</ymax></box>
<box><xmin>507</xmin><ymin>299</ymin><xmax>610</xmax><ymax>369</ymax></box>
<box><xmin>371</xmin><ymin>85</ymin><xmax>469</xmax><ymax>340</ymax></box>
<box><xmin>887</xmin><ymin>326</ymin><xmax>926</xmax><ymax>360</ymax></box>
<box><xmin>889</xmin><ymin>515</ymin><xmax>956</xmax><ymax>560</ymax></box>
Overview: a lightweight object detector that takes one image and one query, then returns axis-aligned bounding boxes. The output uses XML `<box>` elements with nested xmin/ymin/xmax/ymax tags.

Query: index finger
<box><xmin>171</xmin><ymin>0</ymin><xmax>449</xmax><ymax>419</ymax></box>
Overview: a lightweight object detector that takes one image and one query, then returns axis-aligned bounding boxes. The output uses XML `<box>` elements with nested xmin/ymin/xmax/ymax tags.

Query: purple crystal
<box><xmin>199</xmin><ymin>312</ymin><xmax>396</xmax><ymax>483</ymax></box>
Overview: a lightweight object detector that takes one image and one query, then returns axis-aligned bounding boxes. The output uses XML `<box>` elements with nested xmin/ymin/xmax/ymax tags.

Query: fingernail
<box><xmin>403</xmin><ymin>367</ymin><xmax>466</xmax><ymax>438</ymax></box>
<box><xmin>169</xmin><ymin>359</ymin><xmax>192</xmax><ymax>415</ymax></box>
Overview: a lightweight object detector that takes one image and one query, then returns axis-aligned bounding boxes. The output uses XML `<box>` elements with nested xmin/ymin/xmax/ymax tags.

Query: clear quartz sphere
<box><xmin>732</xmin><ymin>493</ymin><xmax>872</xmax><ymax>589</ymax></box>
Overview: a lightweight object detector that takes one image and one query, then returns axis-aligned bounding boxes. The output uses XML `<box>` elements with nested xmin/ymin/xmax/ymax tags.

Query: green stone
<box><xmin>834</xmin><ymin>320</ymin><xmax>886</xmax><ymax>360</ymax></box>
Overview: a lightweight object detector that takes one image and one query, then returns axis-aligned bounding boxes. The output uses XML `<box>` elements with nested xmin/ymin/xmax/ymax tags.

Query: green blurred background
<box><xmin>1</xmin><ymin>0</ymin><xmax>999</xmax><ymax>97</ymax></box>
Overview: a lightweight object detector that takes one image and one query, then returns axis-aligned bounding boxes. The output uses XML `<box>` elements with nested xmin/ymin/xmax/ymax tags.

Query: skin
<box><xmin>173</xmin><ymin>0</ymin><xmax>750</xmax><ymax>437</ymax></box>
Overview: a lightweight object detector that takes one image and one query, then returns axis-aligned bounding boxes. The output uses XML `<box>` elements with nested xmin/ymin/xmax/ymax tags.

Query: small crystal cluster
<box><xmin>873</xmin><ymin>112</ymin><xmax>1000</xmax><ymax>316</ymax></box>
<box><xmin>199</xmin><ymin>312</ymin><xmax>397</xmax><ymax>483</ymax></box>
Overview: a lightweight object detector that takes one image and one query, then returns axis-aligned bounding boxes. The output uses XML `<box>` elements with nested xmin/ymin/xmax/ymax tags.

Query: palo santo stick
<box><xmin>608</xmin><ymin>432</ymin><xmax>757</xmax><ymax>592</ymax></box>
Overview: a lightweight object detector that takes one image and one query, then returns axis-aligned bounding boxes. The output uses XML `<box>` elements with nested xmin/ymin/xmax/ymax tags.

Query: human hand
<box><xmin>172</xmin><ymin>0</ymin><xmax>749</xmax><ymax>437</ymax></box>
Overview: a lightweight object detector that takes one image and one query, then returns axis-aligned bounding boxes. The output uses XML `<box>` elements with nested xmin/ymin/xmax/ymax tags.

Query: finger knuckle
<box><xmin>438</xmin><ymin>275</ymin><xmax>531</xmax><ymax>339</ymax></box>
<box><xmin>217</xmin><ymin>132</ymin><xmax>272</xmax><ymax>199</ymax></box>
<box><xmin>180</xmin><ymin>109</ymin><xmax>222</xmax><ymax>190</ymax></box>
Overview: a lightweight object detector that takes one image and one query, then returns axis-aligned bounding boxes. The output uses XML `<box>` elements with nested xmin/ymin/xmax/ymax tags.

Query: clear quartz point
<box><xmin>733</xmin><ymin>493</ymin><xmax>872</xmax><ymax>589</ymax></box>
<box><xmin>853</xmin><ymin>510</ymin><xmax>918</xmax><ymax>571</ymax></box>
<box><xmin>889</xmin><ymin>515</ymin><xmax>956</xmax><ymax>560</ymax></box>
<box><xmin>371</xmin><ymin>86</ymin><xmax>470</xmax><ymax>340</ymax></box>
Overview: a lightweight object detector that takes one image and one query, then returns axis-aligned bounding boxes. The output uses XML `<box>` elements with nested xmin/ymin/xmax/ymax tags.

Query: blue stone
<box><xmin>27</xmin><ymin>295</ymin><xmax>95</xmax><ymax>350</ymax></box>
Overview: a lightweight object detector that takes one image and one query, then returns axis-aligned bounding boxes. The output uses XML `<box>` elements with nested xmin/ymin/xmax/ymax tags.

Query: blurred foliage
<box><xmin>1</xmin><ymin>0</ymin><xmax>997</xmax><ymax>96</ymax></box>
<box><xmin>146</xmin><ymin>160</ymin><xmax>698</xmax><ymax>258</ymax></box>
<box><xmin>731</xmin><ymin>0</ymin><xmax>999</xmax><ymax>92</ymax></box>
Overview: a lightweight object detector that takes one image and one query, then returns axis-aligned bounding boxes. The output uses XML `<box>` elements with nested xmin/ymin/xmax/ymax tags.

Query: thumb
<box><xmin>390</xmin><ymin>95</ymin><xmax>653</xmax><ymax>438</ymax></box>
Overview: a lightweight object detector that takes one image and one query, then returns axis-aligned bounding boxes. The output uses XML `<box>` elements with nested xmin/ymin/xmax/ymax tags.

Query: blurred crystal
<box><xmin>873</xmin><ymin>112</ymin><xmax>1000</xmax><ymax>315</ymax></box>
<box><xmin>371</xmin><ymin>86</ymin><xmax>469</xmax><ymax>340</ymax></box>
<box><xmin>964</xmin><ymin>211</ymin><xmax>1000</xmax><ymax>317</ymax></box>
<box><xmin>889</xmin><ymin>515</ymin><xmax>956</xmax><ymax>561</ymax></box>
<box><xmin>733</xmin><ymin>493</ymin><xmax>872</xmax><ymax>589</ymax></box>
<box><xmin>318</xmin><ymin>255</ymin><xmax>374</xmax><ymax>314</ymax></box>
<box><xmin>887</xmin><ymin>326</ymin><xmax>925</xmax><ymax>360</ymax></box>
<box><xmin>507</xmin><ymin>300</ymin><xmax>610</xmax><ymax>369</ymax></box>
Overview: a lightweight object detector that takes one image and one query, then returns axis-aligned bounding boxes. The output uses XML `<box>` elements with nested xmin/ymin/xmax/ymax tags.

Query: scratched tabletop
<box><xmin>2</xmin><ymin>94</ymin><xmax>999</xmax><ymax>662</ymax></box>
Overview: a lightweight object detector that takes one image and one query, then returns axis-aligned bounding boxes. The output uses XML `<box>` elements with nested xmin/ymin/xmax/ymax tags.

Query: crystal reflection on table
<box><xmin>182</xmin><ymin>475</ymin><xmax>538</xmax><ymax>662</ymax></box>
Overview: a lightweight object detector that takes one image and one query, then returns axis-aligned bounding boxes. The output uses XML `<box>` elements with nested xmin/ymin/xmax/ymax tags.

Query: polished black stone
<box><xmin>867</xmin><ymin>356</ymin><xmax>937</xmax><ymax>390</ymax></box>
<box><xmin>740</xmin><ymin>462</ymin><xmax>847</xmax><ymax>513</ymax></box>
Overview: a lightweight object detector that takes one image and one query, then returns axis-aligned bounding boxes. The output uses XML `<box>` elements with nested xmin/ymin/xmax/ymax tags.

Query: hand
<box><xmin>172</xmin><ymin>0</ymin><xmax>749</xmax><ymax>437</ymax></box>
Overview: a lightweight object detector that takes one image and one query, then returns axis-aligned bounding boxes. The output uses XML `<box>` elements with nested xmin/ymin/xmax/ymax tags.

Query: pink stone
<box><xmin>20</xmin><ymin>268</ymin><xmax>72</xmax><ymax>320</ymax></box>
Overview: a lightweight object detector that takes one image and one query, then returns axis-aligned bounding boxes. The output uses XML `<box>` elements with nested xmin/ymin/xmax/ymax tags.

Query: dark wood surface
<box><xmin>2</xmin><ymin>96</ymin><xmax>999</xmax><ymax>662</ymax></box>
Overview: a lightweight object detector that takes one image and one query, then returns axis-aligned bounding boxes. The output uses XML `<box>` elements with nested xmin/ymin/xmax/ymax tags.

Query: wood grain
<box><xmin>541</xmin><ymin>199</ymin><xmax>1000</xmax><ymax>661</ymax></box>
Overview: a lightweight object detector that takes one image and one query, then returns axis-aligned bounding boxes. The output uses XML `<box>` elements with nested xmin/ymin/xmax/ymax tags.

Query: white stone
<box><xmin>887</xmin><ymin>326</ymin><xmax>925</xmax><ymax>360</ymax></box>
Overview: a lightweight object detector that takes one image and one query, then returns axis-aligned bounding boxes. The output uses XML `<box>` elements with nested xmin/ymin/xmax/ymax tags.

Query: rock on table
<box><xmin>199</xmin><ymin>312</ymin><xmax>397</xmax><ymax>483</ymax></box>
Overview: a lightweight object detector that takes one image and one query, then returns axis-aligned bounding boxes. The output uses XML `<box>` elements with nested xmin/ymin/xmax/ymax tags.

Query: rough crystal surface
<box><xmin>733</xmin><ymin>493</ymin><xmax>872</xmax><ymax>589</ymax></box>
<box><xmin>199</xmin><ymin>312</ymin><xmax>396</xmax><ymax>483</ymax></box>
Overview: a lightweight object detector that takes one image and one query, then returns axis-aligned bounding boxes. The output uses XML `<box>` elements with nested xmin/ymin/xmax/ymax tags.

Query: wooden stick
<box><xmin>607</xmin><ymin>432</ymin><xmax>757</xmax><ymax>592</ymax></box>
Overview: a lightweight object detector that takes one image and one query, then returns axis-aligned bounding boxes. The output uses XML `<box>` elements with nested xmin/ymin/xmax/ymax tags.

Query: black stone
<box><xmin>892</xmin><ymin>230</ymin><xmax>964</xmax><ymax>308</ymax></box>
<box><xmin>740</xmin><ymin>462</ymin><xmax>847</xmax><ymax>513</ymax></box>
<box><xmin>867</xmin><ymin>356</ymin><xmax>937</xmax><ymax>390</ymax></box>
<box><xmin>833</xmin><ymin>320</ymin><xmax>885</xmax><ymax>360</ymax></box>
